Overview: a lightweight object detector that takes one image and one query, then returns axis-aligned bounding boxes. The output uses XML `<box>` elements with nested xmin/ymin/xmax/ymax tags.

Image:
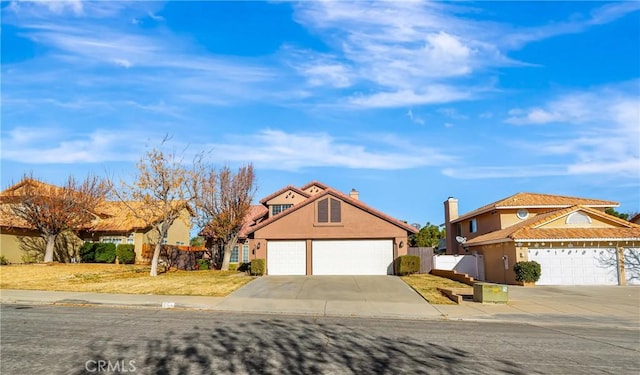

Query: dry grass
<box><xmin>401</xmin><ymin>273</ymin><xmax>471</xmax><ymax>305</ymax></box>
<box><xmin>0</xmin><ymin>263</ymin><xmax>254</xmax><ymax>297</ymax></box>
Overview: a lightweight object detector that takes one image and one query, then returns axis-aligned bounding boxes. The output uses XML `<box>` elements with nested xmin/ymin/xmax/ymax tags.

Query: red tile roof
<box><xmin>466</xmin><ymin>206</ymin><xmax>640</xmax><ymax>245</ymax></box>
<box><xmin>453</xmin><ymin>192</ymin><xmax>618</xmax><ymax>223</ymax></box>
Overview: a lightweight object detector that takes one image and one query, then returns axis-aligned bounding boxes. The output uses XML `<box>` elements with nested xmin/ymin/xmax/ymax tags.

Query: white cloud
<box><xmin>450</xmin><ymin>82</ymin><xmax>640</xmax><ymax>179</ymax></box>
<box><xmin>201</xmin><ymin>129</ymin><xmax>454</xmax><ymax>171</ymax></box>
<box><xmin>407</xmin><ymin>109</ymin><xmax>425</xmax><ymax>125</ymax></box>
<box><xmin>1</xmin><ymin>128</ymin><xmax>454</xmax><ymax>171</ymax></box>
<box><xmin>349</xmin><ymin>86</ymin><xmax>473</xmax><ymax>108</ymax></box>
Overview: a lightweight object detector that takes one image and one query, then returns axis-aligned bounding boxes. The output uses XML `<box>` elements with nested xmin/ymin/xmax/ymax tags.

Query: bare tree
<box><xmin>194</xmin><ymin>164</ymin><xmax>256</xmax><ymax>271</ymax></box>
<box><xmin>2</xmin><ymin>175</ymin><xmax>111</xmax><ymax>262</ymax></box>
<box><xmin>117</xmin><ymin>147</ymin><xmax>194</xmax><ymax>276</ymax></box>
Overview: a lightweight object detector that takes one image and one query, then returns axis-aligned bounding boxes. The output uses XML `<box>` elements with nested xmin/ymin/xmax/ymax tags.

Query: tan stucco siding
<box><xmin>0</xmin><ymin>231</ymin><xmax>26</xmax><ymax>263</ymax></box>
<box><xmin>250</xmin><ymin>198</ymin><xmax>410</xmax><ymax>271</ymax></box>
<box><xmin>540</xmin><ymin>214</ymin><xmax>618</xmax><ymax>229</ymax></box>
<box><xmin>264</xmin><ymin>190</ymin><xmax>307</xmax><ymax>206</ymax></box>
<box><xmin>470</xmin><ymin>242</ymin><xmax>519</xmax><ymax>284</ymax></box>
<box><xmin>165</xmin><ymin>211</ymin><xmax>191</xmax><ymax>246</ymax></box>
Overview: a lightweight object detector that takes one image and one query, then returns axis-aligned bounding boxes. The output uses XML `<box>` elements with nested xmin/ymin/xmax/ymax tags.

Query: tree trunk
<box><xmin>44</xmin><ymin>234</ymin><xmax>57</xmax><ymax>263</ymax></box>
<box><xmin>150</xmin><ymin>242</ymin><xmax>162</xmax><ymax>277</ymax></box>
<box><xmin>220</xmin><ymin>242</ymin><xmax>232</xmax><ymax>271</ymax></box>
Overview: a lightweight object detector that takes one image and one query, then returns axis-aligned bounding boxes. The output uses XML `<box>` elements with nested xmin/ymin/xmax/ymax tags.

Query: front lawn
<box><xmin>401</xmin><ymin>273</ymin><xmax>471</xmax><ymax>305</ymax></box>
<box><xmin>0</xmin><ymin>263</ymin><xmax>254</xmax><ymax>297</ymax></box>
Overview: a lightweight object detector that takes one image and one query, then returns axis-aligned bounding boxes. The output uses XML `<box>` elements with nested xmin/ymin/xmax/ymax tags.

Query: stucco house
<box><xmin>210</xmin><ymin>181</ymin><xmax>417</xmax><ymax>275</ymax></box>
<box><xmin>443</xmin><ymin>193</ymin><xmax>640</xmax><ymax>285</ymax></box>
<box><xmin>0</xmin><ymin>179</ymin><xmax>192</xmax><ymax>264</ymax></box>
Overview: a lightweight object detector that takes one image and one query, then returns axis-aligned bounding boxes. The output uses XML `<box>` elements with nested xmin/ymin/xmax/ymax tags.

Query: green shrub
<box><xmin>238</xmin><ymin>262</ymin><xmax>251</xmax><ymax>272</ymax></box>
<box><xmin>79</xmin><ymin>242</ymin><xmax>97</xmax><ymax>263</ymax></box>
<box><xmin>513</xmin><ymin>261</ymin><xmax>541</xmax><ymax>283</ymax></box>
<box><xmin>395</xmin><ymin>255</ymin><xmax>420</xmax><ymax>276</ymax></box>
<box><xmin>94</xmin><ymin>243</ymin><xmax>117</xmax><ymax>263</ymax></box>
<box><xmin>228</xmin><ymin>263</ymin><xmax>238</xmax><ymax>271</ymax></box>
<box><xmin>197</xmin><ymin>259</ymin><xmax>210</xmax><ymax>270</ymax></box>
<box><xmin>116</xmin><ymin>244</ymin><xmax>136</xmax><ymax>264</ymax></box>
<box><xmin>0</xmin><ymin>255</ymin><xmax>8</xmax><ymax>265</ymax></box>
<box><xmin>251</xmin><ymin>258</ymin><xmax>265</xmax><ymax>276</ymax></box>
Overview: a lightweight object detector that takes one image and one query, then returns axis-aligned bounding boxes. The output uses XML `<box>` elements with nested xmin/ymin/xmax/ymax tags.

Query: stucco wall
<box><xmin>0</xmin><ymin>230</ymin><xmax>26</xmax><ymax>263</ymax></box>
<box><xmin>250</xmin><ymin>197</ymin><xmax>410</xmax><ymax>274</ymax></box>
<box><xmin>470</xmin><ymin>242</ymin><xmax>519</xmax><ymax>284</ymax></box>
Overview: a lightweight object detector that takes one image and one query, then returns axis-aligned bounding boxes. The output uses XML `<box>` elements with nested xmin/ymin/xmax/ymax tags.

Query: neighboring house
<box><xmin>443</xmin><ymin>193</ymin><xmax>640</xmax><ymax>285</ymax></box>
<box><xmin>206</xmin><ymin>181</ymin><xmax>417</xmax><ymax>275</ymax></box>
<box><xmin>84</xmin><ymin>201</ymin><xmax>193</xmax><ymax>264</ymax></box>
<box><xmin>0</xmin><ymin>179</ymin><xmax>192</xmax><ymax>264</ymax></box>
<box><xmin>631</xmin><ymin>213</ymin><xmax>640</xmax><ymax>225</ymax></box>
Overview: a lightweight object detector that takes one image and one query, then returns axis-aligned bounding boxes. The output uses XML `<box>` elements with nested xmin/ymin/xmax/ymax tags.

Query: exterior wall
<box><xmin>540</xmin><ymin>214</ymin><xmax>617</xmax><ymax>228</ymax></box>
<box><xmin>302</xmin><ymin>185</ymin><xmax>325</xmax><ymax>196</ymax></box>
<box><xmin>470</xmin><ymin>242</ymin><xmax>519</xmax><ymax>285</ymax></box>
<box><xmin>264</xmin><ymin>190</ymin><xmax>308</xmax><ymax>207</ymax></box>
<box><xmin>250</xmin><ymin>198</ymin><xmax>410</xmax><ymax>274</ymax></box>
<box><xmin>165</xmin><ymin>211</ymin><xmax>191</xmax><ymax>246</ymax></box>
<box><xmin>0</xmin><ymin>230</ymin><xmax>29</xmax><ymax>263</ymax></box>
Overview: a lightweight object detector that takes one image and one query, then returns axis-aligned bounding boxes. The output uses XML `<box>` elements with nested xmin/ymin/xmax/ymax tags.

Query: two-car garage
<box><xmin>266</xmin><ymin>240</ymin><xmax>394</xmax><ymax>276</ymax></box>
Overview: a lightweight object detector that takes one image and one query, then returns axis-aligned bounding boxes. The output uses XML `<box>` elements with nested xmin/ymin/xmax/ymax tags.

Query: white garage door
<box><xmin>312</xmin><ymin>240</ymin><xmax>393</xmax><ymax>275</ymax></box>
<box><xmin>267</xmin><ymin>241</ymin><xmax>306</xmax><ymax>275</ymax></box>
<box><xmin>624</xmin><ymin>248</ymin><xmax>639</xmax><ymax>285</ymax></box>
<box><xmin>528</xmin><ymin>248</ymin><xmax>618</xmax><ymax>285</ymax></box>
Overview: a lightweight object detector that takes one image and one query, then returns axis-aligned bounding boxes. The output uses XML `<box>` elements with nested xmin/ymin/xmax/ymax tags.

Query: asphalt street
<box><xmin>1</xmin><ymin>304</ymin><xmax>638</xmax><ymax>375</ymax></box>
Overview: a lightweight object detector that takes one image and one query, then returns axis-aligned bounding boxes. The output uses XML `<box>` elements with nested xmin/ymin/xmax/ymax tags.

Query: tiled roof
<box><xmin>300</xmin><ymin>181</ymin><xmax>330</xmax><ymax>191</ymax></box>
<box><xmin>247</xmin><ymin>187</ymin><xmax>418</xmax><ymax>235</ymax></box>
<box><xmin>453</xmin><ymin>192</ymin><xmax>618</xmax><ymax>223</ymax></box>
<box><xmin>258</xmin><ymin>185</ymin><xmax>310</xmax><ymax>204</ymax></box>
<box><xmin>466</xmin><ymin>206</ymin><xmax>640</xmax><ymax>245</ymax></box>
<box><xmin>200</xmin><ymin>205</ymin><xmax>268</xmax><ymax>239</ymax></box>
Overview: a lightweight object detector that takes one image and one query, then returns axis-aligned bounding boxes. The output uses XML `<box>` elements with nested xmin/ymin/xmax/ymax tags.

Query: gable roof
<box><xmin>0</xmin><ymin>179</ymin><xmax>65</xmax><ymax>202</ymax></box>
<box><xmin>300</xmin><ymin>181</ymin><xmax>330</xmax><ymax>191</ymax></box>
<box><xmin>258</xmin><ymin>185</ymin><xmax>310</xmax><ymax>204</ymax></box>
<box><xmin>453</xmin><ymin>192</ymin><xmax>618</xmax><ymax>223</ymax></box>
<box><xmin>466</xmin><ymin>206</ymin><xmax>640</xmax><ymax>245</ymax></box>
<box><xmin>247</xmin><ymin>187</ymin><xmax>418</xmax><ymax>235</ymax></box>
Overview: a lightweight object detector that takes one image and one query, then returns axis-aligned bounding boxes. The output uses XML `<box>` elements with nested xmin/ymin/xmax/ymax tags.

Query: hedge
<box><xmin>395</xmin><ymin>255</ymin><xmax>420</xmax><ymax>276</ymax></box>
<box><xmin>79</xmin><ymin>242</ymin><xmax>96</xmax><ymax>263</ymax></box>
<box><xmin>94</xmin><ymin>243</ymin><xmax>117</xmax><ymax>263</ymax></box>
<box><xmin>197</xmin><ymin>258</ymin><xmax>210</xmax><ymax>270</ymax></box>
<box><xmin>251</xmin><ymin>258</ymin><xmax>265</xmax><ymax>276</ymax></box>
<box><xmin>116</xmin><ymin>244</ymin><xmax>136</xmax><ymax>264</ymax></box>
<box><xmin>513</xmin><ymin>261</ymin><xmax>541</xmax><ymax>283</ymax></box>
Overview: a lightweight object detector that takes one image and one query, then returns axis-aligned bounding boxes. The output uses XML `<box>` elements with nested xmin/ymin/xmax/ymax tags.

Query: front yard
<box><xmin>401</xmin><ymin>273</ymin><xmax>471</xmax><ymax>304</ymax></box>
<box><xmin>0</xmin><ymin>263</ymin><xmax>254</xmax><ymax>297</ymax></box>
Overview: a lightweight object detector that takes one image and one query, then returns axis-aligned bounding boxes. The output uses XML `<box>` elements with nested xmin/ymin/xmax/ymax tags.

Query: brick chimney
<box><xmin>444</xmin><ymin>197</ymin><xmax>459</xmax><ymax>254</ymax></box>
<box><xmin>349</xmin><ymin>189</ymin><xmax>359</xmax><ymax>200</ymax></box>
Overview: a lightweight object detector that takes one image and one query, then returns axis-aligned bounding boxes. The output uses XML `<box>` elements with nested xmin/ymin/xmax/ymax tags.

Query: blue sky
<box><xmin>2</xmin><ymin>0</ymin><xmax>639</xmax><ymax>228</ymax></box>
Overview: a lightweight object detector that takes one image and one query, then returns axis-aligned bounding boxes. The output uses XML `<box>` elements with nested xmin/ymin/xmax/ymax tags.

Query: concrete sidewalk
<box><xmin>2</xmin><ymin>285</ymin><xmax>638</xmax><ymax>327</ymax></box>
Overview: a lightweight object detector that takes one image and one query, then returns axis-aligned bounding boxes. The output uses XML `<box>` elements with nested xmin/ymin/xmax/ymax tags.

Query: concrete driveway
<box><xmin>229</xmin><ymin>275</ymin><xmax>426</xmax><ymax>303</ymax></box>
<box><xmin>215</xmin><ymin>275</ymin><xmax>439</xmax><ymax>318</ymax></box>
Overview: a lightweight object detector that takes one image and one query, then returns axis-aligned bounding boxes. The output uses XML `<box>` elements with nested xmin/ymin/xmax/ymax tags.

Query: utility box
<box><xmin>473</xmin><ymin>283</ymin><xmax>508</xmax><ymax>304</ymax></box>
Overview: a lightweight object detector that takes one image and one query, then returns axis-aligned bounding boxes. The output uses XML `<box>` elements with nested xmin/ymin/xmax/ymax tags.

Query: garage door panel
<box><xmin>312</xmin><ymin>240</ymin><xmax>393</xmax><ymax>275</ymax></box>
<box><xmin>267</xmin><ymin>241</ymin><xmax>306</xmax><ymax>275</ymax></box>
<box><xmin>528</xmin><ymin>248</ymin><xmax>618</xmax><ymax>285</ymax></box>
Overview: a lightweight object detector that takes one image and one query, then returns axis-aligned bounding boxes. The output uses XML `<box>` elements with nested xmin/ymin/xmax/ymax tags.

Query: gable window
<box><xmin>566</xmin><ymin>212</ymin><xmax>591</xmax><ymax>225</ymax></box>
<box><xmin>317</xmin><ymin>197</ymin><xmax>341</xmax><ymax>223</ymax></box>
<box><xmin>469</xmin><ymin>219</ymin><xmax>477</xmax><ymax>233</ymax></box>
<box><xmin>230</xmin><ymin>245</ymin><xmax>239</xmax><ymax>263</ymax></box>
<box><xmin>271</xmin><ymin>204</ymin><xmax>293</xmax><ymax>216</ymax></box>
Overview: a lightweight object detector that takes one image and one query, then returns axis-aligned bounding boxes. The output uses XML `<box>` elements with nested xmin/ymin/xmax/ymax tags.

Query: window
<box><xmin>456</xmin><ymin>223</ymin><xmax>462</xmax><ymax>236</ymax></box>
<box><xmin>271</xmin><ymin>204</ymin><xmax>293</xmax><ymax>216</ymax></box>
<box><xmin>317</xmin><ymin>197</ymin><xmax>341</xmax><ymax>223</ymax></box>
<box><xmin>101</xmin><ymin>237</ymin><xmax>122</xmax><ymax>244</ymax></box>
<box><xmin>242</xmin><ymin>245</ymin><xmax>249</xmax><ymax>262</ymax></box>
<box><xmin>469</xmin><ymin>219</ymin><xmax>477</xmax><ymax>233</ymax></box>
<box><xmin>127</xmin><ymin>233</ymin><xmax>134</xmax><ymax>244</ymax></box>
<box><xmin>566</xmin><ymin>212</ymin><xmax>591</xmax><ymax>225</ymax></box>
<box><xmin>516</xmin><ymin>209</ymin><xmax>529</xmax><ymax>220</ymax></box>
<box><xmin>230</xmin><ymin>245</ymin><xmax>239</xmax><ymax>263</ymax></box>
